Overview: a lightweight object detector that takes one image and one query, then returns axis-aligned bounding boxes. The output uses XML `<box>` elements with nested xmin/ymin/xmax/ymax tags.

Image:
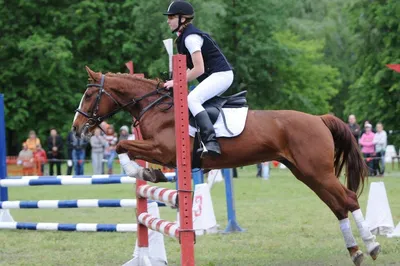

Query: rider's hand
<box><xmin>164</xmin><ymin>80</ymin><xmax>173</xmax><ymax>89</ymax></box>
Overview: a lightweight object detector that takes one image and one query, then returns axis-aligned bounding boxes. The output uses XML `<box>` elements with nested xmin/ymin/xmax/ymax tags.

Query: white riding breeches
<box><xmin>188</xmin><ymin>70</ymin><xmax>234</xmax><ymax>116</ymax></box>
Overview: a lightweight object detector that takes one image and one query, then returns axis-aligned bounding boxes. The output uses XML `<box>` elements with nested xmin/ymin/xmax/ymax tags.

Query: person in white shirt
<box><xmin>373</xmin><ymin>122</ymin><xmax>387</xmax><ymax>175</ymax></box>
<box><xmin>128</xmin><ymin>125</ymin><xmax>136</xmax><ymax>141</ymax></box>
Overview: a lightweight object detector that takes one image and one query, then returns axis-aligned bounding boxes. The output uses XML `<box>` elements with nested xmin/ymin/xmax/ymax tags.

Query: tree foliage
<box><xmin>273</xmin><ymin>31</ymin><xmax>339</xmax><ymax>113</ymax></box>
<box><xmin>0</xmin><ymin>0</ymin><xmax>399</xmax><ymax>153</ymax></box>
<box><xmin>344</xmin><ymin>0</ymin><xmax>400</xmax><ymax>145</ymax></box>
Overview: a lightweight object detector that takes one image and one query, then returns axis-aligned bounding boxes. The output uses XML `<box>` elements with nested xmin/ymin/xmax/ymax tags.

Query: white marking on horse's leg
<box><xmin>340</xmin><ymin>218</ymin><xmax>365</xmax><ymax>265</ymax></box>
<box><xmin>340</xmin><ymin>218</ymin><xmax>358</xmax><ymax>248</ymax></box>
<box><xmin>73</xmin><ymin>94</ymin><xmax>85</xmax><ymax>124</ymax></box>
<box><xmin>118</xmin><ymin>153</ymin><xmax>142</xmax><ymax>177</ymax></box>
<box><xmin>352</xmin><ymin>209</ymin><xmax>380</xmax><ymax>254</ymax></box>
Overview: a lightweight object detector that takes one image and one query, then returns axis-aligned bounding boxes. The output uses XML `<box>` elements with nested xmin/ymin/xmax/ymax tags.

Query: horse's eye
<box><xmin>85</xmin><ymin>93</ymin><xmax>91</xmax><ymax>100</ymax></box>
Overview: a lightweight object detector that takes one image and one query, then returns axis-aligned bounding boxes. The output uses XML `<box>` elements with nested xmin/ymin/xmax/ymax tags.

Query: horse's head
<box><xmin>72</xmin><ymin>66</ymin><xmax>171</xmax><ymax>139</ymax></box>
<box><xmin>72</xmin><ymin>66</ymin><xmax>123</xmax><ymax>139</ymax></box>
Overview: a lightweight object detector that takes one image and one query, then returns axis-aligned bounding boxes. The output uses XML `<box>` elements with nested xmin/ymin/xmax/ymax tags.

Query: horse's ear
<box><xmin>85</xmin><ymin>66</ymin><xmax>101</xmax><ymax>81</ymax></box>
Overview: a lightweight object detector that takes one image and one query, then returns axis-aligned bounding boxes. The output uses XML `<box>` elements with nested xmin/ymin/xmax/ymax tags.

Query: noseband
<box><xmin>75</xmin><ymin>74</ymin><xmax>172</xmax><ymax>134</ymax></box>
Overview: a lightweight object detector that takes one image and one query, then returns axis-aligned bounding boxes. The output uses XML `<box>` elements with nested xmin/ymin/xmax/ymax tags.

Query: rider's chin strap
<box><xmin>172</xmin><ymin>14</ymin><xmax>183</xmax><ymax>33</ymax></box>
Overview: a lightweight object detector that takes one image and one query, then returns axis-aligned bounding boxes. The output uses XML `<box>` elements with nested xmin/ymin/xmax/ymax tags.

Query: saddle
<box><xmin>189</xmin><ymin>90</ymin><xmax>248</xmax><ymax>169</ymax></box>
<box><xmin>189</xmin><ymin>90</ymin><xmax>248</xmax><ymax>133</ymax></box>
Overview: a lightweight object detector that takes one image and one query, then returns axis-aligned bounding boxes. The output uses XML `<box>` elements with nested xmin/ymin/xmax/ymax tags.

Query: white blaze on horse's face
<box><xmin>73</xmin><ymin>94</ymin><xmax>85</xmax><ymax>124</ymax></box>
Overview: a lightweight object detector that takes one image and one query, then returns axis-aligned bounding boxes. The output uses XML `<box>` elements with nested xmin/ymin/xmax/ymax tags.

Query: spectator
<box><xmin>104</xmin><ymin>126</ymin><xmax>118</xmax><ymax>174</ymax></box>
<box><xmin>373</xmin><ymin>122</ymin><xmax>387</xmax><ymax>176</ymax></box>
<box><xmin>100</xmin><ymin>121</ymin><xmax>111</xmax><ymax>132</ymax></box>
<box><xmin>66</xmin><ymin>130</ymin><xmax>74</xmax><ymax>175</ymax></box>
<box><xmin>232</xmin><ymin>168</ymin><xmax>238</xmax><ymax>178</ymax></box>
<box><xmin>347</xmin><ymin>114</ymin><xmax>361</xmax><ymax>141</ymax></box>
<box><xmin>359</xmin><ymin>123</ymin><xmax>376</xmax><ymax>176</ymax></box>
<box><xmin>25</xmin><ymin>130</ymin><xmax>41</xmax><ymax>153</ymax></box>
<box><xmin>72</xmin><ymin>134</ymin><xmax>88</xmax><ymax>175</ymax></box>
<box><xmin>261</xmin><ymin>162</ymin><xmax>270</xmax><ymax>180</ymax></box>
<box><xmin>256</xmin><ymin>163</ymin><xmax>261</xmax><ymax>177</ymax></box>
<box><xmin>47</xmin><ymin>128</ymin><xmax>63</xmax><ymax>176</ymax></box>
<box><xmin>119</xmin><ymin>125</ymin><xmax>130</xmax><ymax>142</ymax></box>
<box><xmin>90</xmin><ymin>128</ymin><xmax>108</xmax><ymax>175</ymax></box>
<box><xmin>99</xmin><ymin>122</ymin><xmax>111</xmax><ymax>174</ymax></box>
<box><xmin>119</xmin><ymin>125</ymin><xmax>130</xmax><ymax>174</ymax></box>
<box><xmin>360</xmin><ymin>120</ymin><xmax>376</xmax><ymax>136</ymax></box>
<box><xmin>128</xmin><ymin>125</ymin><xmax>136</xmax><ymax>140</ymax></box>
<box><xmin>17</xmin><ymin>142</ymin><xmax>34</xmax><ymax>167</ymax></box>
<box><xmin>34</xmin><ymin>144</ymin><xmax>47</xmax><ymax>175</ymax></box>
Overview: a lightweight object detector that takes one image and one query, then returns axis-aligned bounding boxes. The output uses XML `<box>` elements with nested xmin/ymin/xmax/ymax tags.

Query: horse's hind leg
<box><xmin>286</xmin><ymin>164</ymin><xmax>364</xmax><ymax>265</ymax></box>
<box><xmin>342</xmin><ymin>185</ymin><xmax>381</xmax><ymax>260</ymax></box>
<box><xmin>308</xmin><ymin>175</ymin><xmax>365</xmax><ymax>265</ymax></box>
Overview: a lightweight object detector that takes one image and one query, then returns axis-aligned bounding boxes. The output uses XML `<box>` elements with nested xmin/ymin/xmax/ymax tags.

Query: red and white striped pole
<box><xmin>129</xmin><ymin>55</ymin><xmax>195</xmax><ymax>265</ymax></box>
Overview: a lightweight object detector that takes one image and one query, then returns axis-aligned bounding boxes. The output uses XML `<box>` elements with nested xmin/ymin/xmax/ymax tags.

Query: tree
<box><xmin>285</xmin><ymin>0</ymin><xmax>359</xmax><ymax>118</ymax></box>
<box><xmin>345</xmin><ymin>0</ymin><xmax>400</xmax><ymax>146</ymax></box>
<box><xmin>273</xmin><ymin>30</ymin><xmax>340</xmax><ymax>114</ymax></box>
<box><xmin>0</xmin><ymin>0</ymin><xmax>170</xmax><ymax>152</ymax></box>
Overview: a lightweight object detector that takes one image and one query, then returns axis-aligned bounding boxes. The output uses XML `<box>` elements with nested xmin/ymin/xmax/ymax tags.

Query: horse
<box><xmin>72</xmin><ymin>66</ymin><xmax>380</xmax><ymax>265</ymax></box>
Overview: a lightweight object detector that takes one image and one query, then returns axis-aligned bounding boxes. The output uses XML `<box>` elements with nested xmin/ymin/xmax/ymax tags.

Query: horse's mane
<box><xmin>104</xmin><ymin>72</ymin><xmax>163</xmax><ymax>87</ymax></box>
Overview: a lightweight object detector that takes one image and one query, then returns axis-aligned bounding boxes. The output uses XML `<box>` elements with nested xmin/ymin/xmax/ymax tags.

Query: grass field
<box><xmin>1</xmin><ymin>165</ymin><xmax>400</xmax><ymax>266</ymax></box>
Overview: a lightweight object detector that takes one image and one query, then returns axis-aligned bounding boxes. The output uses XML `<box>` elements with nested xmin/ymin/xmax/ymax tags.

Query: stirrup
<box><xmin>197</xmin><ymin>141</ymin><xmax>209</xmax><ymax>158</ymax></box>
<box><xmin>197</xmin><ymin>141</ymin><xmax>221</xmax><ymax>158</ymax></box>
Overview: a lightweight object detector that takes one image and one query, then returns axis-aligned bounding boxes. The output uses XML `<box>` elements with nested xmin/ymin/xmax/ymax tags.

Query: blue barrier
<box><xmin>192</xmin><ymin>168</ymin><xmax>204</xmax><ymax>186</ymax></box>
<box><xmin>7</xmin><ymin>173</ymin><xmax>176</xmax><ymax>180</ymax></box>
<box><xmin>0</xmin><ymin>222</ymin><xmax>137</xmax><ymax>232</ymax></box>
<box><xmin>0</xmin><ymin>199</ymin><xmax>167</xmax><ymax>209</ymax></box>
<box><xmin>222</xmin><ymin>168</ymin><xmax>245</xmax><ymax>233</ymax></box>
<box><xmin>0</xmin><ymin>95</ymin><xmax>7</xmax><ymax>202</ymax></box>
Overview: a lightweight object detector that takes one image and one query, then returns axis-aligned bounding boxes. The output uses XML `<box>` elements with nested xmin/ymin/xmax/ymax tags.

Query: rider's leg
<box><xmin>188</xmin><ymin>71</ymin><xmax>233</xmax><ymax>156</ymax></box>
<box><xmin>193</xmin><ymin>111</ymin><xmax>220</xmax><ymax>155</ymax></box>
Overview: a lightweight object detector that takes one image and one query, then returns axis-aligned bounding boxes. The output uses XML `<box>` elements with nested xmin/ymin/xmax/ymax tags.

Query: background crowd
<box><xmin>348</xmin><ymin>114</ymin><xmax>388</xmax><ymax>176</ymax></box>
<box><xmin>16</xmin><ymin>122</ymin><xmax>136</xmax><ymax>176</ymax></box>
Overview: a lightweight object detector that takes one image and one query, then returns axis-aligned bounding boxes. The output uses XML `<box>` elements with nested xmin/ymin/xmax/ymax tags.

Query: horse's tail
<box><xmin>320</xmin><ymin>114</ymin><xmax>368</xmax><ymax>196</ymax></box>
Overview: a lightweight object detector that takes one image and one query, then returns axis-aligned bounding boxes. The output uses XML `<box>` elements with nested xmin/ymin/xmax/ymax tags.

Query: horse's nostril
<box><xmin>72</xmin><ymin>126</ymin><xmax>77</xmax><ymax>132</ymax></box>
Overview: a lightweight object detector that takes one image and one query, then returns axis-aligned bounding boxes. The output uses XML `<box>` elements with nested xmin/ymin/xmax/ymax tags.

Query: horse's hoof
<box><xmin>351</xmin><ymin>250</ymin><xmax>364</xmax><ymax>266</ymax></box>
<box><xmin>369</xmin><ymin>243</ymin><xmax>381</xmax><ymax>260</ymax></box>
<box><xmin>141</xmin><ymin>168</ymin><xmax>168</xmax><ymax>183</ymax></box>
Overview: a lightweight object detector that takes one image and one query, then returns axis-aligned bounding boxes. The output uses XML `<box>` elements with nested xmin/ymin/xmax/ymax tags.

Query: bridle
<box><xmin>75</xmin><ymin>74</ymin><xmax>173</xmax><ymax>135</ymax></box>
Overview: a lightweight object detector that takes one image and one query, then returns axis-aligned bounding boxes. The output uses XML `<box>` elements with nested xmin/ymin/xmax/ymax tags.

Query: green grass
<box><xmin>1</xmin><ymin>166</ymin><xmax>400</xmax><ymax>266</ymax></box>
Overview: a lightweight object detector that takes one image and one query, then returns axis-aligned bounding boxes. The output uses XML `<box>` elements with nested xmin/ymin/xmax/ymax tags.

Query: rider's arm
<box><xmin>187</xmin><ymin>51</ymin><xmax>204</xmax><ymax>82</ymax></box>
<box><xmin>185</xmin><ymin>34</ymin><xmax>204</xmax><ymax>82</ymax></box>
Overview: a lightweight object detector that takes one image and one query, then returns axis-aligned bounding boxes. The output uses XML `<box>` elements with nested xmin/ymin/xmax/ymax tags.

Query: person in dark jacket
<box><xmin>348</xmin><ymin>114</ymin><xmax>361</xmax><ymax>141</ymax></box>
<box><xmin>71</xmin><ymin>134</ymin><xmax>88</xmax><ymax>175</ymax></box>
<box><xmin>66</xmin><ymin>130</ymin><xmax>74</xmax><ymax>175</ymax></box>
<box><xmin>163</xmin><ymin>1</ymin><xmax>234</xmax><ymax>157</ymax></box>
<box><xmin>47</xmin><ymin>128</ymin><xmax>63</xmax><ymax>175</ymax></box>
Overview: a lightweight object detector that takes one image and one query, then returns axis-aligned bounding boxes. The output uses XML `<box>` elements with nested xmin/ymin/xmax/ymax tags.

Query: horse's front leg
<box><xmin>116</xmin><ymin>140</ymin><xmax>169</xmax><ymax>183</ymax></box>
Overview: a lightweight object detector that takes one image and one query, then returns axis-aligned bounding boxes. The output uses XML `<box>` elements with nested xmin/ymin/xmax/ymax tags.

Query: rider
<box><xmin>163</xmin><ymin>0</ymin><xmax>234</xmax><ymax>157</ymax></box>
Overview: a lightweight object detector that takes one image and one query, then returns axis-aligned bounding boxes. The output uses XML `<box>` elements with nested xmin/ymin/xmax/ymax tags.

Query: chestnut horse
<box><xmin>72</xmin><ymin>67</ymin><xmax>380</xmax><ymax>265</ymax></box>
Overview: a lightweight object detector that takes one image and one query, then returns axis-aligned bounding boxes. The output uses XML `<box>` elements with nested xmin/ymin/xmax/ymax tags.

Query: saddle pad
<box><xmin>189</xmin><ymin>107</ymin><xmax>248</xmax><ymax>138</ymax></box>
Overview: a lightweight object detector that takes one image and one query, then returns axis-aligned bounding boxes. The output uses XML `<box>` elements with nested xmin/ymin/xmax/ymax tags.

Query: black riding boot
<box><xmin>194</xmin><ymin>111</ymin><xmax>221</xmax><ymax>157</ymax></box>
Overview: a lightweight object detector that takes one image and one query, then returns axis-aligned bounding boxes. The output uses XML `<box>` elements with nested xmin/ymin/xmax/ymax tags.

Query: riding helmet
<box><xmin>163</xmin><ymin>1</ymin><xmax>194</xmax><ymax>17</ymax></box>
